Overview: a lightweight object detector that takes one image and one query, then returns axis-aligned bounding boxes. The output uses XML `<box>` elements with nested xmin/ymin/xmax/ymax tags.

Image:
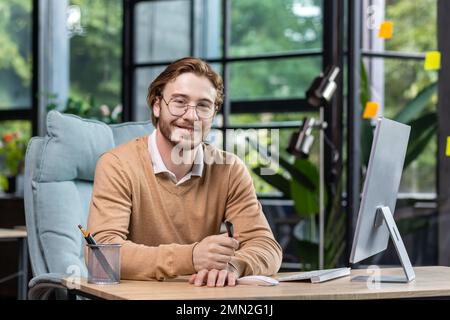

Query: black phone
<box><xmin>225</xmin><ymin>221</ymin><xmax>234</xmax><ymax>238</ymax></box>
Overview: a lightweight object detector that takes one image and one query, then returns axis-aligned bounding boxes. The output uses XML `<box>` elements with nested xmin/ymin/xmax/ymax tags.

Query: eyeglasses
<box><xmin>160</xmin><ymin>95</ymin><xmax>217</xmax><ymax>119</ymax></box>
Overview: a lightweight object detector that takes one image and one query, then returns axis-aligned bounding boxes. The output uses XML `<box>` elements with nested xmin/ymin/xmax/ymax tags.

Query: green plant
<box><xmin>249</xmin><ymin>139</ymin><xmax>346</xmax><ymax>270</ymax></box>
<box><xmin>46</xmin><ymin>93</ymin><xmax>122</xmax><ymax>124</ymax></box>
<box><xmin>0</xmin><ymin>130</ymin><xmax>29</xmax><ymax>192</ymax></box>
<box><xmin>360</xmin><ymin>61</ymin><xmax>437</xmax><ymax>170</ymax></box>
<box><xmin>0</xmin><ymin>131</ymin><xmax>28</xmax><ymax>176</ymax></box>
<box><xmin>360</xmin><ymin>61</ymin><xmax>437</xmax><ymax>238</ymax></box>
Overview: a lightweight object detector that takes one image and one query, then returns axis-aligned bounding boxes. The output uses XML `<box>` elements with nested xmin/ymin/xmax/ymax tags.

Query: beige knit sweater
<box><xmin>87</xmin><ymin>136</ymin><xmax>282</xmax><ymax>280</ymax></box>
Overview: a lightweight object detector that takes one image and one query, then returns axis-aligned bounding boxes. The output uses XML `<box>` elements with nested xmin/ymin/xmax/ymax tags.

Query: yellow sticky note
<box><xmin>446</xmin><ymin>137</ymin><xmax>450</xmax><ymax>157</ymax></box>
<box><xmin>378</xmin><ymin>21</ymin><xmax>393</xmax><ymax>39</ymax></box>
<box><xmin>424</xmin><ymin>51</ymin><xmax>441</xmax><ymax>70</ymax></box>
<box><xmin>363</xmin><ymin>101</ymin><xmax>379</xmax><ymax>119</ymax></box>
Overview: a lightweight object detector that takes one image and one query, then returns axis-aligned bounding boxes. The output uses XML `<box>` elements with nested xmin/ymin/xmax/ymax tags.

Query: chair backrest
<box><xmin>24</xmin><ymin>111</ymin><xmax>153</xmax><ymax>278</ymax></box>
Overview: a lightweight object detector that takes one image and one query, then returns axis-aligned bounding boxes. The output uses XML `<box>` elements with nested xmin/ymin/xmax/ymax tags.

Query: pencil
<box><xmin>78</xmin><ymin>225</ymin><xmax>97</xmax><ymax>245</ymax></box>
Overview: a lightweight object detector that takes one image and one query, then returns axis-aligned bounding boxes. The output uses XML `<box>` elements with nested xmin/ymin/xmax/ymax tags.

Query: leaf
<box><xmin>278</xmin><ymin>156</ymin><xmax>316</xmax><ymax>192</ymax></box>
<box><xmin>246</xmin><ymin>136</ymin><xmax>316</xmax><ymax>192</ymax></box>
<box><xmin>407</xmin><ymin>112</ymin><xmax>437</xmax><ymax>142</ymax></box>
<box><xmin>404</xmin><ymin>112</ymin><xmax>437</xmax><ymax>169</ymax></box>
<box><xmin>251</xmin><ymin>166</ymin><xmax>290</xmax><ymax>196</ymax></box>
<box><xmin>290</xmin><ymin>159</ymin><xmax>328</xmax><ymax>218</ymax></box>
<box><xmin>360</xmin><ymin>60</ymin><xmax>375</xmax><ymax>168</ymax></box>
<box><xmin>404</xmin><ymin>125</ymin><xmax>437</xmax><ymax>170</ymax></box>
<box><xmin>0</xmin><ymin>175</ymin><xmax>8</xmax><ymax>192</ymax></box>
<box><xmin>360</xmin><ymin>60</ymin><xmax>370</xmax><ymax>108</ymax></box>
<box><xmin>394</xmin><ymin>82</ymin><xmax>437</xmax><ymax>124</ymax></box>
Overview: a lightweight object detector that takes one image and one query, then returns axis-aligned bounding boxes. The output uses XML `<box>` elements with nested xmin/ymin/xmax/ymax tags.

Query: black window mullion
<box><xmin>437</xmin><ymin>0</ymin><xmax>450</xmax><ymax>266</ymax></box>
<box><xmin>230</xmin><ymin>99</ymin><xmax>316</xmax><ymax>114</ymax></box>
<box><xmin>32</xmin><ymin>0</ymin><xmax>38</xmax><ymax>136</ymax></box>
<box><xmin>362</xmin><ymin>50</ymin><xmax>426</xmax><ymax>60</ymax></box>
<box><xmin>1</xmin><ymin>1</ymin><xmax>38</xmax><ymax>133</ymax></box>
<box><xmin>346</xmin><ymin>0</ymin><xmax>362</xmax><ymax>262</ymax></box>
<box><xmin>221</xmin><ymin>0</ymin><xmax>231</xmax><ymax>151</ymax></box>
<box><xmin>189</xmin><ymin>0</ymin><xmax>194</xmax><ymax>56</ymax></box>
<box><xmin>214</xmin><ymin>122</ymin><xmax>303</xmax><ymax>130</ymax></box>
<box><xmin>0</xmin><ymin>110</ymin><xmax>33</xmax><ymax>121</ymax></box>
<box><xmin>122</xmin><ymin>0</ymin><xmax>135</xmax><ymax>122</ymax></box>
<box><xmin>132</xmin><ymin>49</ymin><xmax>323</xmax><ymax>68</ymax></box>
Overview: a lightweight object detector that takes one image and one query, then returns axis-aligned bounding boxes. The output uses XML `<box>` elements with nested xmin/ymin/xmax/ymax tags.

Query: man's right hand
<box><xmin>192</xmin><ymin>233</ymin><xmax>239</xmax><ymax>272</ymax></box>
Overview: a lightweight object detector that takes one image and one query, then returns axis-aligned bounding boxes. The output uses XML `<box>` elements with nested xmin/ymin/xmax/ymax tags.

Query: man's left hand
<box><xmin>189</xmin><ymin>268</ymin><xmax>238</xmax><ymax>287</ymax></box>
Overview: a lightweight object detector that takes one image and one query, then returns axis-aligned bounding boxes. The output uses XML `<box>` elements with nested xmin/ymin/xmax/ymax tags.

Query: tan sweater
<box><xmin>87</xmin><ymin>136</ymin><xmax>282</xmax><ymax>280</ymax></box>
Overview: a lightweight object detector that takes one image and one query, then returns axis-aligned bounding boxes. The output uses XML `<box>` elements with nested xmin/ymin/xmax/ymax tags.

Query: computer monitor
<box><xmin>349</xmin><ymin>117</ymin><xmax>415</xmax><ymax>283</ymax></box>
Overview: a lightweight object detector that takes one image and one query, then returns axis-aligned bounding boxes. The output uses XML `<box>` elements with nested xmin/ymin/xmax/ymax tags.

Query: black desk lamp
<box><xmin>287</xmin><ymin>65</ymin><xmax>340</xmax><ymax>269</ymax></box>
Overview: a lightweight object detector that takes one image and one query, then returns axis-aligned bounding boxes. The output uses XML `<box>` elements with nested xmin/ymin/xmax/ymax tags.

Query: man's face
<box><xmin>153</xmin><ymin>72</ymin><xmax>217</xmax><ymax>150</ymax></box>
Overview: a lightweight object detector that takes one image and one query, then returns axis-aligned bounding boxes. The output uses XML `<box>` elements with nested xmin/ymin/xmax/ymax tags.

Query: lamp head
<box><xmin>306</xmin><ymin>65</ymin><xmax>340</xmax><ymax>108</ymax></box>
<box><xmin>287</xmin><ymin>117</ymin><xmax>316</xmax><ymax>159</ymax></box>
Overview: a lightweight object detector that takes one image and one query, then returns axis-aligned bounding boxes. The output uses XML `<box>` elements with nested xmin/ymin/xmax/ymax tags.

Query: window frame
<box><xmin>360</xmin><ymin>2</ymin><xmax>438</xmax><ymax>199</ymax></box>
<box><xmin>0</xmin><ymin>0</ymin><xmax>38</xmax><ymax>137</ymax></box>
<box><xmin>122</xmin><ymin>0</ymin><xmax>343</xmax><ymax>199</ymax></box>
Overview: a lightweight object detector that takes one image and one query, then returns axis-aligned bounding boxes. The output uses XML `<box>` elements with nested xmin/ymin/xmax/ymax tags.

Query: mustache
<box><xmin>171</xmin><ymin>120</ymin><xmax>203</xmax><ymax>131</ymax></box>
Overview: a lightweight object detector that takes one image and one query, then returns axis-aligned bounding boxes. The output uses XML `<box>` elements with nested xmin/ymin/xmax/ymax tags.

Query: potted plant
<box><xmin>0</xmin><ymin>131</ymin><xmax>29</xmax><ymax>194</ymax></box>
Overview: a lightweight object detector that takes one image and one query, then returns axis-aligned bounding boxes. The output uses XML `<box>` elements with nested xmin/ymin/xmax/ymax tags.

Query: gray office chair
<box><xmin>24</xmin><ymin>111</ymin><xmax>153</xmax><ymax>299</ymax></box>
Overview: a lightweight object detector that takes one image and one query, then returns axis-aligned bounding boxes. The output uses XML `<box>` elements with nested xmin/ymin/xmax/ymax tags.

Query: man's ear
<box><xmin>153</xmin><ymin>97</ymin><xmax>161</xmax><ymax>119</ymax></box>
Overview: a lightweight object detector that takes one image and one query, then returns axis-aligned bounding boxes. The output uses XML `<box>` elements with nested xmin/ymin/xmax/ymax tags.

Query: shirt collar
<box><xmin>148</xmin><ymin>131</ymin><xmax>204</xmax><ymax>180</ymax></box>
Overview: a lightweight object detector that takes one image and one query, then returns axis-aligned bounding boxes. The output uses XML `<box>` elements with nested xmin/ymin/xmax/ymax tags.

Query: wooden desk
<box><xmin>0</xmin><ymin>228</ymin><xmax>28</xmax><ymax>300</ymax></box>
<box><xmin>64</xmin><ymin>266</ymin><xmax>450</xmax><ymax>300</ymax></box>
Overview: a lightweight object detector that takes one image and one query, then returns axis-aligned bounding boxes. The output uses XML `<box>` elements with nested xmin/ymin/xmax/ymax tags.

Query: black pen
<box><xmin>78</xmin><ymin>225</ymin><xmax>97</xmax><ymax>245</ymax></box>
<box><xmin>225</xmin><ymin>220</ymin><xmax>234</xmax><ymax>238</ymax></box>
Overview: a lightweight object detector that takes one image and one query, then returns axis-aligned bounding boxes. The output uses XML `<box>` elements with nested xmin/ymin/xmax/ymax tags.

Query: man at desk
<box><xmin>87</xmin><ymin>57</ymin><xmax>282</xmax><ymax>287</ymax></box>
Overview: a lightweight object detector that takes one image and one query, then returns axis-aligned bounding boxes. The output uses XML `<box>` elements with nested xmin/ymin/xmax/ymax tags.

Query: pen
<box><xmin>78</xmin><ymin>224</ymin><xmax>118</xmax><ymax>282</ymax></box>
<box><xmin>225</xmin><ymin>220</ymin><xmax>234</xmax><ymax>238</ymax></box>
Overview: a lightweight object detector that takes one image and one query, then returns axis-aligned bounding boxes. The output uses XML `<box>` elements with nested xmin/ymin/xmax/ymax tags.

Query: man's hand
<box><xmin>189</xmin><ymin>268</ymin><xmax>239</xmax><ymax>287</ymax></box>
<box><xmin>192</xmin><ymin>233</ymin><xmax>239</xmax><ymax>272</ymax></box>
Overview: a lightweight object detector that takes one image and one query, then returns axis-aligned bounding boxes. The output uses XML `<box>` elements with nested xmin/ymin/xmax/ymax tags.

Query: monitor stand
<box><xmin>352</xmin><ymin>206</ymin><xmax>416</xmax><ymax>283</ymax></box>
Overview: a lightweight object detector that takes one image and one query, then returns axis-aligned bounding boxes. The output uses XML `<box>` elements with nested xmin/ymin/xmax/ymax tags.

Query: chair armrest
<box><xmin>28</xmin><ymin>273</ymin><xmax>69</xmax><ymax>300</ymax></box>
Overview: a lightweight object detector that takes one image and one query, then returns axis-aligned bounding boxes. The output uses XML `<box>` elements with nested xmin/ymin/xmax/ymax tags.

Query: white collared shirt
<box><xmin>148</xmin><ymin>131</ymin><xmax>204</xmax><ymax>186</ymax></box>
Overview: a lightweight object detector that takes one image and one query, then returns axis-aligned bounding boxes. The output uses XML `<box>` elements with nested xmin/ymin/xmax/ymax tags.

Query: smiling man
<box><xmin>87</xmin><ymin>57</ymin><xmax>282</xmax><ymax>287</ymax></box>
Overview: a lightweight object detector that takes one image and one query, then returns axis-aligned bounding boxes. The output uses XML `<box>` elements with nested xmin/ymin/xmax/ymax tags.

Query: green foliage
<box><xmin>231</xmin><ymin>0</ymin><xmax>322</xmax><ymax>55</ymax></box>
<box><xmin>0</xmin><ymin>0</ymin><xmax>32</xmax><ymax>107</ymax></box>
<box><xmin>252</xmin><ymin>167</ymin><xmax>290</xmax><ymax>196</ymax></box>
<box><xmin>290</xmin><ymin>159</ymin><xmax>326</xmax><ymax>218</ymax></box>
<box><xmin>249</xmin><ymin>136</ymin><xmax>346</xmax><ymax>269</ymax></box>
<box><xmin>360</xmin><ymin>62</ymin><xmax>437</xmax><ymax>172</ymax></box>
<box><xmin>69</xmin><ymin>0</ymin><xmax>123</xmax><ymax>108</ymax></box>
<box><xmin>295</xmin><ymin>174</ymin><xmax>346</xmax><ymax>270</ymax></box>
<box><xmin>230</xmin><ymin>0</ymin><xmax>322</xmax><ymax>101</ymax></box>
<box><xmin>46</xmin><ymin>94</ymin><xmax>122</xmax><ymax>124</ymax></box>
<box><xmin>403</xmin><ymin>112</ymin><xmax>437</xmax><ymax>169</ymax></box>
<box><xmin>393</xmin><ymin>83</ymin><xmax>437</xmax><ymax>124</ymax></box>
<box><xmin>0</xmin><ymin>175</ymin><xmax>8</xmax><ymax>191</ymax></box>
<box><xmin>0</xmin><ymin>130</ymin><xmax>29</xmax><ymax>176</ymax></box>
<box><xmin>0</xmin><ymin>122</ymin><xmax>31</xmax><ymax>191</ymax></box>
<box><xmin>384</xmin><ymin>0</ymin><xmax>437</xmax><ymax>117</ymax></box>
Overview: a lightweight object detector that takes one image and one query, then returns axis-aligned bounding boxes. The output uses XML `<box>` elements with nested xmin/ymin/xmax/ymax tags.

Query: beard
<box><xmin>159</xmin><ymin>118</ymin><xmax>206</xmax><ymax>150</ymax></box>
